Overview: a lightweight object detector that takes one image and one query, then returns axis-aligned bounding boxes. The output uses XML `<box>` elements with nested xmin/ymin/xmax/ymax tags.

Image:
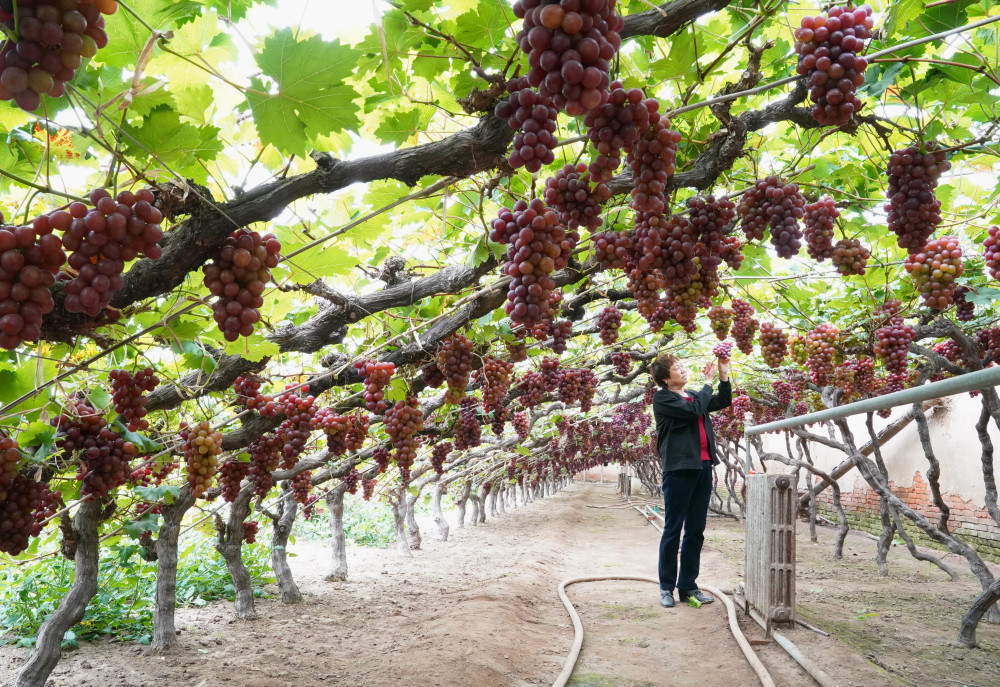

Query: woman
<box><xmin>649</xmin><ymin>351</ymin><xmax>731</xmax><ymax>608</ymax></box>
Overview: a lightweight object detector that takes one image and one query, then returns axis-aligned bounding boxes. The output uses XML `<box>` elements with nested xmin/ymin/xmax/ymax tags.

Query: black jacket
<box><xmin>652</xmin><ymin>381</ymin><xmax>732</xmax><ymax>473</ymax></box>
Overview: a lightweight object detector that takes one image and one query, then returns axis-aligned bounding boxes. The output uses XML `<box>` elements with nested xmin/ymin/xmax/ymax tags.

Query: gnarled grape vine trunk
<box><xmin>13</xmin><ymin>500</ymin><xmax>104</xmax><ymax>687</ymax></box>
<box><xmin>269</xmin><ymin>486</ymin><xmax>303</xmax><ymax>603</ymax></box>
<box><xmin>326</xmin><ymin>483</ymin><xmax>350</xmax><ymax>581</ymax></box>
<box><xmin>151</xmin><ymin>489</ymin><xmax>197</xmax><ymax>651</ymax></box>
<box><xmin>214</xmin><ymin>487</ymin><xmax>258</xmax><ymax>620</ymax></box>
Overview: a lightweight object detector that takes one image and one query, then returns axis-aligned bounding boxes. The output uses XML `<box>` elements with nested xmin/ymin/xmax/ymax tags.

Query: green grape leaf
<box><xmin>374</xmin><ymin>108</ymin><xmax>426</xmax><ymax>146</ymax></box>
<box><xmin>134</xmin><ymin>484</ymin><xmax>181</xmax><ymax>505</ymax></box>
<box><xmin>246</xmin><ymin>30</ymin><xmax>363</xmax><ymax>157</ymax></box>
<box><xmin>17</xmin><ymin>421</ymin><xmax>56</xmax><ymax>448</ymax></box>
<box><xmin>224</xmin><ymin>336</ymin><xmax>280</xmax><ymax>363</ymax></box>
<box><xmin>121</xmin><ymin>105</ymin><xmax>223</xmax><ymax>174</ymax></box>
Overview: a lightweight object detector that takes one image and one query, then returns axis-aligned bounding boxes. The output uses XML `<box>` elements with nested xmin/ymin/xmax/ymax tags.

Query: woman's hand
<box><xmin>718</xmin><ymin>358</ymin><xmax>730</xmax><ymax>381</ymax></box>
<box><xmin>701</xmin><ymin>360</ymin><xmax>716</xmax><ymax>380</ymax></box>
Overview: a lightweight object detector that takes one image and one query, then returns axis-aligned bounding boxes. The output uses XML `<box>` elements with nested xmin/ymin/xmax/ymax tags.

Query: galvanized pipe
<box><xmin>745</xmin><ymin>366</ymin><xmax>1000</xmax><ymax>436</ymax></box>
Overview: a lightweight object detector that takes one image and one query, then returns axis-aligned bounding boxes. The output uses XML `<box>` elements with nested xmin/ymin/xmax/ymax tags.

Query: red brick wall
<box><xmin>813</xmin><ymin>470</ymin><xmax>1000</xmax><ymax>562</ymax></box>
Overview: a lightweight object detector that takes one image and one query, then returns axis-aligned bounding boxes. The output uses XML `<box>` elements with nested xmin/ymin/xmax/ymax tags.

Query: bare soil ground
<box><xmin>2</xmin><ymin>481</ymin><xmax>999</xmax><ymax>687</ymax></box>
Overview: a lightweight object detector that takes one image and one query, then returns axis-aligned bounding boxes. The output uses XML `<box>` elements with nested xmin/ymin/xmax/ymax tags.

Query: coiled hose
<box><xmin>552</xmin><ymin>575</ymin><xmax>777</xmax><ymax>687</ymax></box>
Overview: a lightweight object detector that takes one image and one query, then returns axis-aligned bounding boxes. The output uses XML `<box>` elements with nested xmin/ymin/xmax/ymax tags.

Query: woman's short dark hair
<box><xmin>649</xmin><ymin>351</ymin><xmax>680</xmax><ymax>388</ymax></box>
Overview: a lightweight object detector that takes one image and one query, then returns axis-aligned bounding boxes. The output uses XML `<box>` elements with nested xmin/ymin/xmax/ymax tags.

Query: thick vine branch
<box><xmin>620</xmin><ymin>0</ymin><xmax>733</xmax><ymax>39</ymax></box>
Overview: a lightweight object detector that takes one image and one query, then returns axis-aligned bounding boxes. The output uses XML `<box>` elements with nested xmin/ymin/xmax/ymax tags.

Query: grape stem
<box><xmin>116</xmin><ymin>0</ymin><xmax>159</xmax><ymax>35</ymax></box>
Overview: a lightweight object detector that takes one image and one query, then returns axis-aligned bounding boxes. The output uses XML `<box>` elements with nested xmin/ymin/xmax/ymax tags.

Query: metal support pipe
<box><xmin>746</xmin><ymin>366</ymin><xmax>1000</xmax><ymax>436</ymax></box>
<box><xmin>744</xmin><ymin>411</ymin><xmax>754</xmax><ymax>473</ymax></box>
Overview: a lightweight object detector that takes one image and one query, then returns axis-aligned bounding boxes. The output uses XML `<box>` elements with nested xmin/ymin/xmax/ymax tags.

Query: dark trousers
<box><xmin>658</xmin><ymin>462</ymin><xmax>713</xmax><ymax>593</ymax></box>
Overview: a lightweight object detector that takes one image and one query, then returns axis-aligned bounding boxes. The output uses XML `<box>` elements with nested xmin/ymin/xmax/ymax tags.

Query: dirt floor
<box><xmin>2</xmin><ymin>481</ymin><xmax>1000</xmax><ymax>687</ymax></box>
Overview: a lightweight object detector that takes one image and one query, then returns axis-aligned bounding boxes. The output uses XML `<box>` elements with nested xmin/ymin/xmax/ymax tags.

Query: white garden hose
<box><xmin>552</xmin><ymin>575</ymin><xmax>777</xmax><ymax>687</ymax></box>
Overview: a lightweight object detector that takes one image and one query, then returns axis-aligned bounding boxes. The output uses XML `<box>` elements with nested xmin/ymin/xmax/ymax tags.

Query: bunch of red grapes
<box><xmin>362</xmin><ymin>477</ymin><xmax>377</xmax><ymax>501</ymax></box>
<box><xmin>539</xmin><ymin>355</ymin><xmax>561</xmax><ymax>391</ymax></box>
<box><xmin>596</xmin><ymin>305</ymin><xmax>622</xmax><ymax>345</ymax></box>
<box><xmin>732</xmin><ymin>394</ymin><xmax>753</xmax><ymax>423</ymax></box>
<box><xmin>202</xmin><ymin>228</ymin><xmax>280</xmax><ymax>342</ymax></box>
<box><xmin>610</xmin><ymin>350</ymin><xmax>630</xmax><ymax>376</ymax></box>
<box><xmin>505</xmin><ymin>339</ymin><xmax>528</xmax><ymax>362</ymax></box>
<box><xmin>0</xmin><ymin>472</ymin><xmax>58</xmax><ymax>555</ymax></box>
<box><xmin>885</xmin><ymin>143</ymin><xmax>951</xmax><ymax>252</ymax></box>
<box><xmin>430</xmin><ymin>441</ymin><xmax>453</xmax><ymax>475</ymax></box>
<box><xmin>873</xmin><ymin>316</ymin><xmax>915</xmax><ymax>375</ymax></box>
<box><xmin>688</xmin><ymin>193</ymin><xmax>737</xmax><ymax>263</ymax></box>
<box><xmin>556</xmin><ymin>367</ymin><xmax>591</xmax><ymax>405</ymax></box>
<box><xmin>0</xmin><ymin>432</ymin><xmax>18</xmax><ymax>492</ymax></box>
<box><xmin>731</xmin><ymin>299</ymin><xmax>758</xmax><ymax>355</ymax></box>
<box><xmin>248</xmin><ymin>433</ymin><xmax>281</xmax><ymax>497</ymax></box>
<box><xmin>491</xmin><ymin>407</ymin><xmax>508</xmax><ymax>436</ymax></box>
<box><xmin>490</xmin><ymin>199</ymin><xmax>577</xmax><ymax>331</ymax></box>
<box><xmin>627</xmin><ymin>100</ymin><xmax>682</xmax><ymax>214</ymax></box>
<box><xmin>384</xmin><ymin>395</ymin><xmax>423</xmax><ymax>482</ymax></box>
<box><xmin>54</xmin><ymin>396</ymin><xmax>136</xmax><ymax>498</ymax></box>
<box><xmin>513</xmin><ymin>0</ymin><xmax>622</xmax><ymax>116</ymax></box>
<box><xmin>110</xmin><ymin>367</ymin><xmax>159</xmax><ymax>432</ymax></box>
<box><xmin>953</xmin><ymin>286</ymin><xmax>974</xmax><ymax>321</ymax></box>
<box><xmin>736</xmin><ymin>176</ymin><xmax>806</xmax><ymax>258</ymax></box>
<box><xmin>1</xmin><ymin>433</ymin><xmax>57</xmax><ymax>555</ymax></box>
<box><xmin>372</xmin><ymin>445</ymin><xmax>391</xmax><ymax>474</ymax></box>
<box><xmin>233</xmin><ymin>374</ymin><xmax>275</xmax><ymax>414</ymax></box>
<box><xmin>513</xmin><ymin>410</ymin><xmax>530</xmax><ymax>440</ymax></box>
<box><xmin>454</xmin><ymin>396</ymin><xmax>483</xmax><ymax>451</ymax></box>
<box><xmin>707</xmin><ymin>306</ymin><xmax>733</xmax><ymax>340</ymax></box>
<box><xmin>274</xmin><ymin>389</ymin><xmax>317</xmax><ymax>468</ymax></box>
<box><xmin>831</xmin><ymin>238</ymin><xmax>869</xmax><ymax>276</ymax></box>
<box><xmin>805</xmin><ymin>323</ymin><xmax>839</xmax><ymax>385</ymax></box>
<box><xmin>56</xmin><ymin>188</ymin><xmax>163</xmax><ymax>317</ymax></box>
<box><xmin>315</xmin><ymin>408</ymin><xmax>353</xmax><ymax>456</ymax></box>
<box><xmin>983</xmin><ymin>226</ymin><xmax>1000</xmax><ymax>279</ymax></box>
<box><xmin>494</xmin><ymin>76</ymin><xmax>558</xmax><ymax>172</ymax></box>
<box><xmin>771</xmin><ymin>380</ymin><xmax>792</xmax><ymax>408</ymax></box>
<box><xmin>242</xmin><ymin>520</ymin><xmax>260</xmax><ymax>545</ymax></box>
<box><xmin>712</xmin><ymin>340</ymin><xmax>733</xmax><ymax>361</ymax></box>
<box><xmin>591</xmin><ymin>229</ymin><xmax>632</xmax><ymax>271</ymax></box>
<box><xmin>421</xmin><ymin>362</ymin><xmax>445</xmax><ymax>389</ymax></box>
<box><xmin>290</xmin><ymin>470</ymin><xmax>312</xmax><ymax>506</ymax></box>
<box><xmin>475</xmin><ymin>356</ymin><xmax>514</xmax><ymax>412</ymax></box>
<box><xmin>180</xmin><ymin>421</ymin><xmax>222</xmax><ymax>498</ymax></box>
<box><xmin>803</xmin><ymin>196</ymin><xmax>838</xmax><ymax>261</ymax></box>
<box><xmin>218</xmin><ymin>460</ymin><xmax>250</xmax><ymax>503</ymax></box>
<box><xmin>833</xmin><ymin>363</ymin><xmax>857</xmax><ymax>399</ymax></box>
<box><xmin>626</xmin><ymin>267</ymin><xmax>665</xmax><ymax>327</ymax></box>
<box><xmin>759</xmin><ymin>322</ymin><xmax>787</xmax><ymax>368</ymax></box>
<box><xmin>584</xmin><ymin>81</ymin><xmax>650</xmax><ymax>186</ymax></box>
<box><xmin>850</xmin><ymin>356</ymin><xmax>876</xmax><ymax>396</ymax></box>
<box><xmin>0</xmin><ymin>0</ymin><xmax>118</xmax><ymax>112</ymax></box>
<box><xmin>342</xmin><ymin>468</ymin><xmax>361</xmax><ymax>495</ymax></box>
<box><xmin>543</xmin><ymin>163</ymin><xmax>604</xmax><ymax>230</ymax></box>
<box><xmin>0</xmin><ymin>213</ymin><xmax>66</xmax><ymax>349</ymax></box>
<box><xmin>548</xmin><ymin>319</ymin><xmax>572</xmax><ymax>354</ymax></box>
<box><xmin>904</xmin><ymin>236</ymin><xmax>964</xmax><ymax>310</ymax></box>
<box><xmin>794</xmin><ymin>4</ymin><xmax>874</xmax><ymax>127</ymax></box>
<box><xmin>437</xmin><ymin>333</ymin><xmax>474</xmax><ymax>404</ymax></box>
<box><xmin>354</xmin><ymin>359</ymin><xmax>395</xmax><ymax>414</ymax></box>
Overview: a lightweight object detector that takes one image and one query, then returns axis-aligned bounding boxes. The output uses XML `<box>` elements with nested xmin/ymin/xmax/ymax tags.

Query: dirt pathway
<box><xmin>2</xmin><ymin>481</ymin><xmax>992</xmax><ymax>686</ymax></box>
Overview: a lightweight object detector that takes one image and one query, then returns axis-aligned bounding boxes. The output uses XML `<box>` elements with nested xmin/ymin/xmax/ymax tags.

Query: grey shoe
<box><xmin>659</xmin><ymin>590</ymin><xmax>675</xmax><ymax>608</ymax></box>
<box><xmin>679</xmin><ymin>589</ymin><xmax>714</xmax><ymax>604</ymax></box>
